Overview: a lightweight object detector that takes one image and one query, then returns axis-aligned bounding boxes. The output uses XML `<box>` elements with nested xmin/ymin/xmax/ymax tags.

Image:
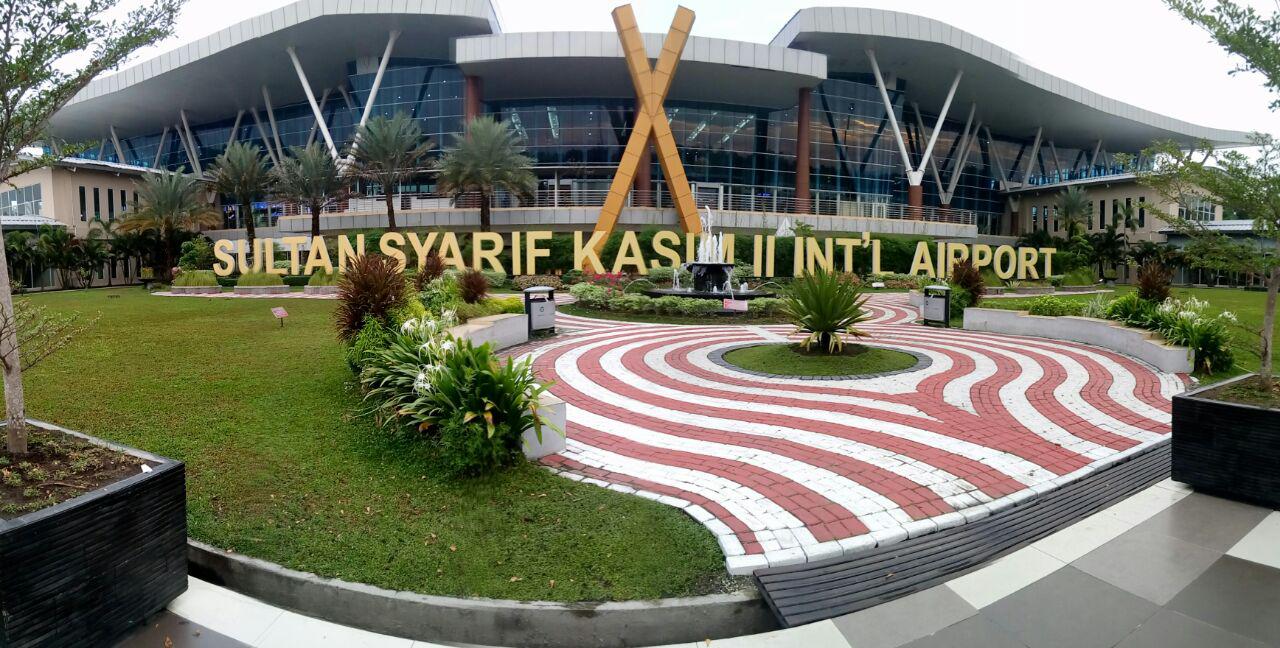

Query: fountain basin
<box><xmin>643</xmin><ymin>288</ymin><xmax>777</xmax><ymax>301</ymax></box>
<box><xmin>688</xmin><ymin>261</ymin><xmax>736</xmax><ymax>294</ymax></box>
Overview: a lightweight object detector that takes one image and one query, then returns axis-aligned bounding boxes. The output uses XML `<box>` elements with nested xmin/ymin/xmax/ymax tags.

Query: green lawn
<box><xmin>12</xmin><ymin>287</ymin><xmax>727</xmax><ymax>602</ymax></box>
<box><xmin>723</xmin><ymin>343</ymin><xmax>920</xmax><ymax>377</ymax></box>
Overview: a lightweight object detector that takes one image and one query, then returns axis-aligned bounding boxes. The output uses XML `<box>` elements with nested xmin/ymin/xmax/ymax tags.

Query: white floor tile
<box><xmin>1100</xmin><ymin>484</ymin><xmax>1188</xmax><ymax>526</ymax></box>
<box><xmin>644</xmin><ymin>620</ymin><xmax>852</xmax><ymax>648</ymax></box>
<box><xmin>1227</xmin><ymin>512</ymin><xmax>1280</xmax><ymax>570</ymax></box>
<box><xmin>1032</xmin><ymin>510</ymin><xmax>1134</xmax><ymax>563</ymax></box>
<box><xmin>167</xmin><ymin>578</ymin><xmax>283</xmax><ymax>645</ymax></box>
<box><xmin>944</xmin><ymin>546</ymin><xmax>1065</xmax><ymax>609</ymax></box>
<box><xmin>256</xmin><ymin>610</ymin><xmax>416</xmax><ymax>648</ymax></box>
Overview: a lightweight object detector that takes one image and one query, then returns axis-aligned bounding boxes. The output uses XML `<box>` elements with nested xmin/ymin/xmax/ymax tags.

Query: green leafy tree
<box><xmin>347</xmin><ymin>112</ymin><xmax>436</xmax><ymax>232</ymax></box>
<box><xmin>209</xmin><ymin>141</ymin><xmax>271</xmax><ymax>247</ymax></box>
<box><xmin>436</xmin><ymin>117</ymin><xmax>536</xmax><ymax>232</ymax></box>
<box><xmin>1057</xmin><ymin>186</ymin><xmax>1093</xmax><ymax>238</ymax></box>
<box><xmin>0</xmin><ymin>0</ymin><xmax>180</xmax><ymax>453</ymax></box>
<box><xmin>1087</xmin><ymin>224</ymin><xmax>1129</xmax><ymax>280</ymax></box>
<box><xmin>119</xmin><ymin>171</ymin><xmax>221</xmax><ymax>280</ymax></box>
<box><xmin>272</xmin><ymin>143</ymin><xmax>345</xmax><ymax>237</ymax></box>
<box><xmin>1135</xmin><ymin>0</ymin><xmax>1280</xmax><ymax>390</ymax></box>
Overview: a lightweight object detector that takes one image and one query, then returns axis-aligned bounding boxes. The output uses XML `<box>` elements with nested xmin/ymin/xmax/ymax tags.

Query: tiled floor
<box><xmin>116</xmin><ymin>486</ymin><xmax>1280</xmax><ymax>648</ymax></box>
<box><xmin>533</xmin><ymin>294</ymin><xmax>1187</xmax><ymax>573</ymax></box>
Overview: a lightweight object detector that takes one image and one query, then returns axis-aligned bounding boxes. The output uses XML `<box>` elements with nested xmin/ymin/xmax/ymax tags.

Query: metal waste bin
<box><xmin>523</xmin><ymin>286</ymin><xmax>556</xmax><ymax>335</ymax></box>
<box><xmin>922</xmin><ymin>284</ymin><xmax>952</xmax><ymax>328</ymax></box>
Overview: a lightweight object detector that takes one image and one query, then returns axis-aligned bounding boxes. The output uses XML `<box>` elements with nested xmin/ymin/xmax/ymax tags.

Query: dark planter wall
<box><xmin>1172</xmin><ymin>374</ymin><xmax>1280</xmax><ymax>510</ymax></box>
<box><xmin>0</xmin><ymin>424</ymin><xmax>187</xmax><ymax>648</ymax></box>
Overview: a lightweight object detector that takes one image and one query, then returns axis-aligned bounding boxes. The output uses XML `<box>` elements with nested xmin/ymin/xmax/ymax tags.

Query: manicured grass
<box><xmin>11</xmin><ymin>288</ymin><xmax>728</xmax><ymax>602</ymax></box>
<box><xmin>723</xmin><ymin>343</ymin><xmax>919</xmax><ymax>377</ymax></box>
<box><xmin>560</xmin><ymin>302</ymin><xmax>790</xmax><ymax>325</ymax></box>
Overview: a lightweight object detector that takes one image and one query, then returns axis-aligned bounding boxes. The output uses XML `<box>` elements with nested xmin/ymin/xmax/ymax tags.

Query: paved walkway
<box><xmin>116</xmin><ymin>485</ymin><xmax>1280</xmax><ymax>648</ymax></box>
<box><xmin>532</xmin><ymin>294</ymin><xmax>1186</xmax><ymax>573</ymax></box>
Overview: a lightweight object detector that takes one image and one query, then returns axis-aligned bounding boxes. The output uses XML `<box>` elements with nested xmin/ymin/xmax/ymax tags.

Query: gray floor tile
<box><xmin>115</xmin><ymin>610</ymin><xmax>251</xmax><ymax>648</ymax></box>
<box><xmin>982</xmin><ymin>567</ymin><xmax>1158</xmax><ymax>648</ymax></box>
<box><xmin>1073</xmin><ymin>528</ymin><xmax>1221</xmax><ymax>604</ymax></box>
<box><xmin>1115</xmin><ymin>609</ymin><xmax>1267</xmax><ymax>648</ymax></box>
<box><xmin>900</xmin><ymin>615</ymin><xmax>1029</xmax><ymax>648</ymax></box>
<box><xmin>832</xmin><ymin>585</ymin><xmax>977</xmax><ymax>648</ymax></box>
<box><xmin>1167</xmin><ymin>556</ymin><xmax>1280</xmax><ymax>646</ymax></box>
<box><xmin>1133</xmin><ymin>493</ymin><xmax>1271</xmax><ymax>552</ymax></box>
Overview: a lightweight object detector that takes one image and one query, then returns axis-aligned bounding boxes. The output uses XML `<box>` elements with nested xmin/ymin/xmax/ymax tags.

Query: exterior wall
<box><xmin>1010</xmin><ymin>180</ymin><xmax>1202</xmax><ymax>243</ymax></box>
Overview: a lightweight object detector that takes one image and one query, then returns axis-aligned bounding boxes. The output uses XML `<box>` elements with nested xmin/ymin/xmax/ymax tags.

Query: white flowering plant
<box><xmin>359</xmin><ymin>313</ymin><xmax>553</xmax><ymax>474</ymax></box>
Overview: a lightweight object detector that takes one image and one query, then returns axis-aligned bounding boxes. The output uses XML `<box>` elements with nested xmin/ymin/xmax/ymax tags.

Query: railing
<box><xmin>271</xmin><ymin>186</ymin><xmax>976</xmax><ymax>226</ymax></box>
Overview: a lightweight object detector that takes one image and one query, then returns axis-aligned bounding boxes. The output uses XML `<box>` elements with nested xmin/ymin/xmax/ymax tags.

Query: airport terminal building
<box><xmin>28</xmin><ymin>0</ymin><xmax>1252</xmax><ymax>246</ymax></box>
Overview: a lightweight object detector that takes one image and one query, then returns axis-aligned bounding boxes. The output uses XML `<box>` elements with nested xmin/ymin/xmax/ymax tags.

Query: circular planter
<box><xmin>169</xmin><ymin>285</ymin><xmax>222</xmax><ymax>295</ymax></box>
<box><xmin>187</xmin><ymin>541</ymin><xmax>775</xmax><ymax>647</ymax></box>
<box><xmin>710</xmin><ymin>343</ymin><xmax>931</xmax><ymax>381</ymax></box>
<box><xmin>233</xmin><ymin>285</ymin><xmax>291</xmax><ymax>295</ymax></box>
<box><xmin>302</xmin><ymin>285</ymin><xmax>339</xmax><ymax>296</ymax></box>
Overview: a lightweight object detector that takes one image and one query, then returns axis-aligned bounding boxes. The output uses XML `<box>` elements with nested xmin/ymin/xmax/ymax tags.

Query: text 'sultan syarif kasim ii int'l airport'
<box><xmin>25</xmin><ymin>0</ymin><xmax>1250</xmax><ymax>271</ymax></box>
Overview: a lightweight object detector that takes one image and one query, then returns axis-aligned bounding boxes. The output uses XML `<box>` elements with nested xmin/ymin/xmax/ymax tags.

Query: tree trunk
<box><xmin>479</xmin><ymin>191</ymin><xmax>491</xmax><ymax>232</ymax></box>
<box><xmin>1261</xmin><ymin>266</ymin><xmax>1278</xmax><ymax>391</ymax></box>
<box><xmin>385</xmin><ymin>193</ymin><xmax>398</xmax><ymax>231</ymax></box>
<box><xmin>242</xmin><ymin>199</ymin><xmax>256</xmax><ymax>248</ymax></box>
<box><xmin>0</xmin><ymin>223</ymin><xmax>27</xmax><ymax>455</ymax></box>
<box><xmin>311</xmin><ymin>202</ymin><xmax>322</xmax><ymax>238</ymax></box>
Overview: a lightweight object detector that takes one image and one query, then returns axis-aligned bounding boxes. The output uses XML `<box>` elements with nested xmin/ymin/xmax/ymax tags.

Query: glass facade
<box><xmin>89</xmin><ymin>58</ymin><xmax>1150</xmax><ymax>233</ymax></box>
<box><xmin>0</xmin><ymin>184</ymin><xmax>41</xmax><ymax>217</ymax></box>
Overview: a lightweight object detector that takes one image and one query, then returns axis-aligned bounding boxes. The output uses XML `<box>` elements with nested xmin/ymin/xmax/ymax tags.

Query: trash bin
<box><xmin>523</xmin><ymin>286</ymin><xmax>556</xmax><ymax>335</ymax></box>
<box><xmin>922</xmin><ymin>284</ymin><xmax>952</xmax><ymax>328</ymax></box>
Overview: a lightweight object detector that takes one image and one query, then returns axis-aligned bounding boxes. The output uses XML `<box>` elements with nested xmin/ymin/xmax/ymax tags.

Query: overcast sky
<box><xmin>110</xmin><ymin>0</ymin><xmax>1280</xmax><ymax>138</ymax></box>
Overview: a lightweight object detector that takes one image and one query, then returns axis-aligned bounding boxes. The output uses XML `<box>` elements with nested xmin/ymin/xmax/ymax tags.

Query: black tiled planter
<box><xmin>0</xmin><ymin>421</ymin><xmax>187</xmax><ymax>648</ymax></box>
<box><xmin>1172</xmin><ymin>374</ymin><xmax>1280</xmax><ymax>510</ymax></box>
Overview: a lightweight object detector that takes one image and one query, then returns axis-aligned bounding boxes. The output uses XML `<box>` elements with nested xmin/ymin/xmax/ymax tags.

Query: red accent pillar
<box><xmin>907</xmin><ymin>184</ymin><xmax>923</xmax><ymax>220</ymax></box>
<box><xmin>794</xmin><ymin>88</ymin><xmax>812</xmax><ymax>214</ymax></box>
<box><xmin>634</xmin><ymin>142</ymin><xmax>653</xmax><ymax>207</ymax></box>
<box><xmin>464</xmin><ymin>76</ymin><xmax>483</xmax><ymax>129</ymax></box>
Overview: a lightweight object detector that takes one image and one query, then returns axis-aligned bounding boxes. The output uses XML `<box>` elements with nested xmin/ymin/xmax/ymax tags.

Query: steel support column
<box><xmin>153</xmin><ymin>127</ymin><xmax>169</xmax><ymax>169</ymax></box>
<box><xmin>226</xmin><ymin>110</ymin><xmax>244</xmax><ymax>150</ymax></box>
<box><xmin>287</xmin><ymin>47</ymin><xmax>339</xmax><ymax>160</ymax></box>
<box><xmin>250</xmin><ymin>108</ymin><xmax>279</xmax><ymax>166</ymax></box>
<box><xmin>109</xmin><ymin>126</ymin><xmax>126</xmax><ymax>164</ymax></box>
<box><xmin>179</xmin><ymin>110</ymin><xmax>203</xmax><ymax>175</ymax></box>
<box><xmin>261</xmin><ymin>86</ymin><xmax>285</xmax><ymax>160</ymax></box>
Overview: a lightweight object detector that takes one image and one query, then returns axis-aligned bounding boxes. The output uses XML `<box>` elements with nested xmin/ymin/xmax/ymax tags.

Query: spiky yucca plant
<box><xmin>783</xmin><ymin>267</ymin><xmax>870</xmax><ymax>353</ymax></box>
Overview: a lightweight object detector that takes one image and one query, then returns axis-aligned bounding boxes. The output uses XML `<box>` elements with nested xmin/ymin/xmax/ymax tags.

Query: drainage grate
<box><xmin>754</xmin><ymin>442</ymin><xmax>1172</xmax><ymax>628</ymax></box>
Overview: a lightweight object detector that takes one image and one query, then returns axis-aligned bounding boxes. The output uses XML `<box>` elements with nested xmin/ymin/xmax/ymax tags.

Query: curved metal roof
<box><xmin>772</xmin><ymin>7</ymin><xmax>1251</xmax><ymax>149</ymax></box>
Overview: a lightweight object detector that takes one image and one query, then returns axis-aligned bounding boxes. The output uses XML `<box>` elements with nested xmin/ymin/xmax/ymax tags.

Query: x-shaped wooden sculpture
<box><xmin>593</xmin><ymin>4</ymin><xmax>701</xmax><ymax>249</ymax></box>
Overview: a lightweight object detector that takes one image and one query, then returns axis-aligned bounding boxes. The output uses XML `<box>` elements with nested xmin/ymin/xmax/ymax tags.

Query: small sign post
<box><xmin>271</xmin><ymin>306</ymin><xmax>289</xmax><ymax>327</ymax></box>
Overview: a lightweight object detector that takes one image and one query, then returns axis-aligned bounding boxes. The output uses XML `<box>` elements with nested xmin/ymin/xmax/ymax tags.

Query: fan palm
<box><xmin>209</xmin><ymin>141</ymin><xmax>271</xmax><ymax>246</ymax></box>
<box><xmin>119</xmin><ymin>170</ymin><xmax>221</xmax><ymax>280</ymax></box>
<box><xmin>1057</xmin><ymin>186</ymin><xmax>1092</xmax><ymax>237</ymax></box>
<box><xmin>436</xmin><ymin>117</ymin><xmax>536</xmax><ymax>232</ymax></box>
<box><xmin>783</xmin><ymin>266</ymin><xmax>871</xmax><ymax>353</ymax></box>
<box><xmin>347</xmin><ymin>112</ymin><xmax>436</xmax><ymax>231</ymax></box>
<box><xmin>273</xmin><ymin>143</ymin><xmax>345</xmax><ymax>237</ymax></box>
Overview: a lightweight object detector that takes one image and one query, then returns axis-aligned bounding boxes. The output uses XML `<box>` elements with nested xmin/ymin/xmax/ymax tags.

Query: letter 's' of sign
<box><xmin>593</xmin><ymin>4</ymin><xmax>701</xmax><ymax>250</ymax></box>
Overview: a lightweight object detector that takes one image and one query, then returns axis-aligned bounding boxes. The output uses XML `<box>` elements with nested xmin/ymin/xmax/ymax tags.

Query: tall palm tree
<box><xmin>209</xmin><ymin>141</ymin><xmax>271</xmax><ymax>247</ymax></box>
<box><xmin>272</xmin><ymin>143</ymin><xmax>345</xmax><ymax>237</ymax></box>
<box><xmin>74</xmin><ymin>236</ymin><xmax>108</xmax><ymax>289</ymax></box>
<box><xmin>436</xmin><ymin>117</ymin><xmax>536</xmax><ymax>232</ymax></box>
<box><xmin>88</xmin><ymin>217</ymin><xmax>121</xmax><ymax>286</ymax></box>
<box><xmin>36</xmin><ymin>225</ymin><xmax>78</xmax><ymax>288</ymax></box>
<box><xmin>1057</xmin><ymin>186</ymin><xmax>1092</xmax><ymax>238</ymax></box>
<box><xmin>1113</xmin><ymin>200</ymin><xmax>1139</xmax><ymax>233</ymax></box>
<box><xmin>347</xmin><ymin>112</ymin><xmax>436</xmax><ymax>231</ymax></box>
<box><xmin>1088</xmin><ymin>224</ymin><xmax>1129</xmax><ymax>280</ymax></box>
<box><xmin>119</xmin><ymin>171</ymin><xmax>222</xmax><ymax>280</ymax></box>
<box><xmin>4</xmin><ymin>231</ymin><xmax>38</xmax><ymax>289</ymax></box>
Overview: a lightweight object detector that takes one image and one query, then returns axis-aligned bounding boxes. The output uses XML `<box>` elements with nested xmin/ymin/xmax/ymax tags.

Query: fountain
<box><xmin>644</xmin><ymin>207</ymin><xmax>776</xmax><ymax>302</ymax></box>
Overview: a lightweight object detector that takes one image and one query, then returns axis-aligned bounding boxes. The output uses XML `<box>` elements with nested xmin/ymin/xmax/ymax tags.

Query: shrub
<box><xmin>308</xmin><ymin>271</ymin><xmax>340</xmax><ymax>286</ymax></box>
<box><xmin>388</xmin><ymin>297</ymin><xmax>428</xmax><ymax>328</ymax></box>
<box><xmin>1137</xmin><ymin>260</ymin><xmax>1173</xmax><ymax>303</ymax></box>
<box><xmin>950</xmin><ymin>258</ymin><xmax>985</xmax><ymax>308</ymax></box>
<box><xmin>1081</xmin><ymin>295</ymin><xmax>1110</xmax><ymax>319</ymax></box>
<box><xmin>479</xmin><ymin>270</ymin><xmax>508</xmax><ymax>289</ymax></box>
<box><xmin>178</xmin><ymin>238</ymin><xmax>215</xmax><ymax>270</ymax></box>
<box><xmin>283</xmin><ymin>275</ymin><xmax>310</xmax><ymax>287</ymax></box>
<box><xmin>652</xmin><ymin>295</ymin><xmax>687</xmax><ymax>314</ymax></box>
<box><xmin>569</xmin><ymin>283</ymin><xmax>609</xmax><ymax>308</ymax></box>
<box><xmin>172</xmin><ymin>270</ymin><xmax>218</xmax><ymax>287</ymax></box>
<box><xmin>609</xmin><ymin>293</ymin><xmax>654</xmax><ymax>313</ymax></box>
<box><xmin>415</xmin><ymin>251</ymin><xmax>447</xmax><ymax>291</ymax></box>
<box><xmin>345</xmin><ymin>316</ymin><xmax>393</xmax><ymax>372</ymax></box>
<box><xmin>455</xmin><ymin>297</ymin><xmax>524</xmax><ymax>322</ymax></box>
<box><xmin>236</xmin><ymin>271</ymin><xmax>284</xmax><ymax>286</ymax></box>
<box><xmin>335</xmin><ymin>254</ymin><xmax>407</xmax><ymax>341</ymax></box>
<box><xmin>731</xmin><ymin>263</ymin><xmax>754</xmax><ymax>284</ymax></box>
<box><xmin>561</xmin><ymin>269</ymin><xmax>584</xmax><ymax>285</ymax></box>
<box><xmin>622</xmin><ymin>278</ymin><xmax>655</xmax><ymax>294</ymax></box>
<box><xmin>459</xmin><ymin>269</ymin><xmax>489</xmax><ymax>304</ymax></box>
<box><xmin>360</xmin><ymin>317</ymin><xmax>552</xmax><ymax>476</ymax></box>
<box><xmin>947</xmin><ymin>282</ymin><xmax>974</xmax><ymax>312</ymax></box>
<box><xmin>1153</xmin><ymin>297</ymin><xmax>1236</xmax><ymax>374</ymax></box>
<box><xmin>676</xmin><ymin>298</ymin><xmax>721</xmax><ymax>316</ymax></box>
<box><xmin>647</xmin><ymin>266</ymin><xmax>674</xmax><ymax>285</ymax></box>
<box><xmin>784</xmin><ymin>267</ymin><xmax>870</xmax><ymax>353</ymax></box>
<box><xmin>1027</xmin><ymin>296</ymin><xmax>1084</xmax><ymax>317</ymax></box>
<box><xmin>1061</xmin><ymin>267</ymin><xmax>1096</xmax><ymax>286</ymax></box>
<box><xmin>1104</xmin><ymin>292</ymin><xmax>1161</xmax><ymax>328</ymax></box>
<box><xmin>420</xmin><ymin>275</ymin><xmax>462</xmax><ymax>315</ymax></box>
<box><xmin>513</xmin><ymin>275</ymin><xmax>562</xmax><ymax>291</ymax></box>
<box><xmin>747</xmin><ymin>297</ymin><xmax>785</xmax><ymax>316</ymax></box>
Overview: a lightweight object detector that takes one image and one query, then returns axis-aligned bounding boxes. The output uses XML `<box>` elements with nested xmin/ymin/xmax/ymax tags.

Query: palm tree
<box><xmin>1088</xmin><ymin>224</ymin><xmax>1129</xmax><ymax>280</ymax></box>
<box><xmin>1113</xmin><ymin>200</ymin><xmax>1139</xmax><ymax>233</ymax></box>
<box><xmin>74</xmin><ymin>236</ymin><xmax>108</xmax><ymax>288</ymax></box>
<box><xmin>119</xmin><ymin>171</ymin><xmax>222</xmax><ymax>280</ymax></box>
<box><xmin>36</xmin><ymin>225</ymin><xmax>78</xmax><ymax>288</ymax></box>
<box><xmin>4</xmin><ymin>231</ymin><xmax>38</xmax><ymax>289</ymax></box>
<box><xmin>272</xmin><ymin>143</ymin><xmax>345</xmax><ymax>237</ymax></box>
<box><xmin>87</xmin><ymin>217</ymin><xmax>122</xmax><ymax>286</ymax></box>
<box><xmin>209</xmin><ymin>141</ymin><xmax>271</xmax><ymax>247</ymax></box>
<box><xmin>1057</xmin><ymin>186</ymin><xmax>1093</xmax><ymax>238</ymax></box>
<box><xmin>347</xmin><ymin>112</ymin><xmax>436</xmax><ymax>231</ymax></box>
<box><xmin>436</xmin><ymin>117</ymin><xmax>537</xmax><ymax>232</ymax></box>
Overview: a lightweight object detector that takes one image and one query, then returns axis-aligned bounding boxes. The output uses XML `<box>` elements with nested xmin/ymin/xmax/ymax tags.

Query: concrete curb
<box><xmin>962</xmin><ymin>308</ymin><xmax>1193</xmax><ymax>373</ymax></box>
<box><xmin>302</xmin><ymin>285</ymin><xmax>339</xmax><ymax>295</ymax></box>
<box><xmin>708</xmin><ymin>342</ymin><xmax>932</xmax><ymax>381</ymax></box>
<box><xmin>187</xmin><ymin>541</ymin><xmax>776</xmax><ymax>647</ymax></box>
<box><xmin>168</xmin><ymin>285</ymin><xmax>222</xmax><ymax>295</ymax></box>
<box><xmin>233</xmin><ymin>285</ymin><xmax>291</xmax><ymax>295</ymax></box>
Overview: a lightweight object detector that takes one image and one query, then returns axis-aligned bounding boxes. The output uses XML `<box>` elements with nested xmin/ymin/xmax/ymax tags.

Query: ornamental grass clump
<box><xmin>1137</xmin><ymin>260</ymin><xmax>1173</xmax><ymax>303</ymax></box>
<box><xmin>335</xmin><ymin>254</ymin><xmax>407</xmax><ymax>340</ymax></box>
<box><xmin>360</xmin><ymin>315</ymin><xmax>554</xmax><ymax>476</ymax></box>
<box><xmin>459</xmin><ymin>269</ymin><xmax>489</xmax><ymax>304</ymax></box>
<box><xmin>307</xmin><ymin>270</ymin><xmax>340</xmax><ymax>286</ymax></box>
<box><xmin>235</xmin><ymin>271</ymin><xmax>284</xmax><ymax>286</ymax></box>
<box><xmin>172</xmin><ymin>270</ymin><xmax>218</xmax><ymax>287</ymax></box>
<box><xmin>784</xmin><ymin>267</ymin><xmax>870</xmax><ymax>353</ymax></box>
